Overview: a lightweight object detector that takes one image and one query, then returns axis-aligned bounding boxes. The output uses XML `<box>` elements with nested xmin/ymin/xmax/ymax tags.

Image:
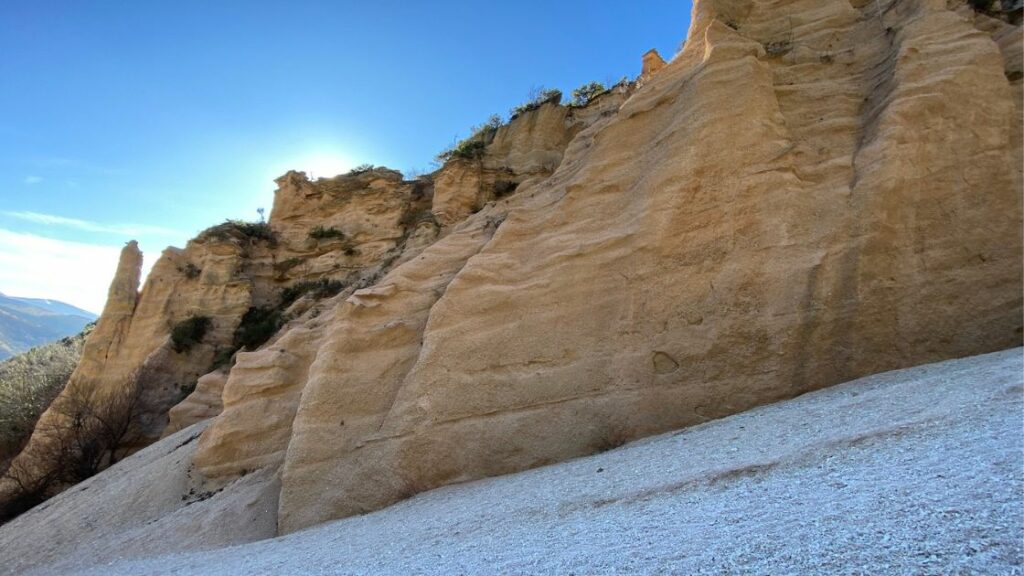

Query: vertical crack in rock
<box><xmin>374</xmin><ymin>214</ymin><xmax>509</xmax><ymax>434</ymax></box>
<box><xmin>276</xmin><ymin>213</ymin><xmax>514</xmax><ymax>532</ymax></box>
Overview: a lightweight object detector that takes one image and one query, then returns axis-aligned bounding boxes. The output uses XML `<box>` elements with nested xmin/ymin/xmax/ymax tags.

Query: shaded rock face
<box><xmin>165</xmin><ymin>370</ymin><xmax>226</xmax><ymax>435</ymax></box>
<box><xmin>7</xmin><ymin>0</ymin><xmax>1021</xmax><ymax>538</ymax></box>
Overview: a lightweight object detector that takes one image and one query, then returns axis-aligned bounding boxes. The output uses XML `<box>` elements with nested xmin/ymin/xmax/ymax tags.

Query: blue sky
<box><xmin>0</xmin><ymin>1</ymin><xmax>692</xmax><ymax>313</ymax></box>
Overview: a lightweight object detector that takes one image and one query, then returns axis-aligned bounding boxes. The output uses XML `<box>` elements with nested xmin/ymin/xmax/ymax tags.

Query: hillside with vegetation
<box><xmin>0</xmin><ymin>324</ymin><xmax>92</xmax><ymax>470</ymax></box>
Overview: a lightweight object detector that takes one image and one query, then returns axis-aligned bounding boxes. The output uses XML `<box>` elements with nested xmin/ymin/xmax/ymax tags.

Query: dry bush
<box><xmin>308</xmin><ymin>225</ymin><xmax>347</xmax><ymax>240</ymax></box>
<box><xmin>0</xmin><ymin>373</ymin><xmax>142</xmax><ymax>523</ymax></box>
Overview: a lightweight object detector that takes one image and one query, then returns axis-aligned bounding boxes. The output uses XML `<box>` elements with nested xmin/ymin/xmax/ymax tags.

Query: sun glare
<box><xmin>294</xmin><ymin>153</ymin><xmax>354</xmax><ymax>180</ymax></box>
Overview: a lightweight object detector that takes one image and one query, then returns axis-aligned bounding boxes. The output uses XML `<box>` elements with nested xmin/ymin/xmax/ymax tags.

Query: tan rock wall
<box><xmin>276</xmin><ymin>215</ymin><xmax>504</xmax><ymax>529</ymax></box>
<box><xmin>487</xmin><ymin>102</ymin><xmax>574</xmax><ymax>175</ymax></box>
<box><xmin>431</xmin><ymin>95</ymin><xmax>635</xmax><ymax>230</ymax></box>
<box><xmin>165</xmin><ymin>370</ymin><xmax>227</xmax><ymax>435</ymax></box>
<box><xmin>192</xmin><ymin>317</ymin><xmax>327</xmax><ymax>477</ymax></box>
<box><xmin>7</xmin><ymin>0</ymin><xmax>1020</xmax><ymax>539</ymax></box>
<box><xmin>275</xmin><ymin>0</ymin><xmax>1022</xmax><ymax>532</ymax></box>
<box><xmin>431</xmin><ymin>159</ymin><xmax>490</xmax><ymax>226</ymax></box>
<box><xmin>7</xmin><ymin>169</ymin><xmax>437</xmax><ymax>485</ymax></box>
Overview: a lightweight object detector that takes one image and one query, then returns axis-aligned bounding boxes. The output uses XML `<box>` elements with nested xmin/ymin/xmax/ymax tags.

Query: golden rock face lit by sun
<box><xmin>0</xmin><ymin>0</ymin><xmax>1020</xmax><ymax>569</ymax></box>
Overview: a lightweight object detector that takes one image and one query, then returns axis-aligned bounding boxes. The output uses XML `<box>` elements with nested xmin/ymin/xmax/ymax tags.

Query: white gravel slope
<box><xmin>0</xmin><ymin>421</ymin><xmax>279</xmax><ymax>575</ymax></box>
<box><xmin>28</xmin><ymin>349</ymin><xmax>1024</xmax><ymax>575</ymax></box>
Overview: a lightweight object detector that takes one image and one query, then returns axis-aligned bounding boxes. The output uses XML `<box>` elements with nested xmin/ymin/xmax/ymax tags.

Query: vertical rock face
<box><xmin>273</xmin><ymin>217</ymin><xmax>504</xmax><ymax>522</ymax></box>
<box><xmin>6</xmin><ymin>242</ymin><xmax>143</xmax><ymax>466</ymax></box>
<box><xmin>164</xmin><ymin>370</ymin><xmax>226</xmax><ymax>435</ymax></box>
<box><xmin>6</xmin><ymin>0</ymin><xmax>1021</xmax><ymax>539</ymax></box>
<box><xmin>641</xmin><ymin>48</ymin><xmax>668</xmax><ymax>80</ymax></box>
<box><xmin>430</xmin><ymin>95</ymin><xmax>633</xmax><ymax>228</ymax></box>
<box><xmin>431</xmin><ymin>159</ymin><xmax>493</xmax><ymax>227</ymax></box>
<box><xmin>275</xmin><ymin>0</ymin><xmax>1022</xmax><ymax>532</ymax></box>
<box><xmin>103</xmin><ymin>242</ymin><xmax>143</xmax><ymax>316</ymax></box>
<box><xmin>71</xmin><ymin>241</ymin><xmax>142</xmax><ymax>395</ymax></box>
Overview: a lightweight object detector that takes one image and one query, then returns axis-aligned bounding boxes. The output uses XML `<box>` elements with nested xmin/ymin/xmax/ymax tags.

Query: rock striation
<box><xmin>3</xmin><ymin>0</ymin><xmax>1021</xmax><ymax>540</ymax></box>
<box><xmin>274</xmin><ymin>0</ymin><xmax>1023</xmax><ymax>532</ymax></box>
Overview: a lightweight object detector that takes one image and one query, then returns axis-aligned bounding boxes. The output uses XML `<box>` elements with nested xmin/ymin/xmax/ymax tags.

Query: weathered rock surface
<box><xmin>192</xmin><ymin>314</ymin><xmax>327</xmax><ymax>478</ymax></box>
<box><xmin>277</xmin><ymin>0</ymin><xmax>1023</xmax><ymax>532</ymax></box>
<box><xmin>431</xmin><ymin>91</ymin><xmax>634</xmax><ymax>227</ymax></box>
<box><xmin>164</xmin><ymin>370</ymin><xmax>226</xmax><ymax>436</ymax></box>
<box><xmin>4</xmin><ymin>166</ymin><xmax>438</xmax><ymax>484</ymax></box>
<box><xmin>641</xmin><ymin>48</ymin><xmax>668</xmax><ymax>81</ymax></box>
<box><xmin>3</xmin><ymin>0</ymin><xmax>1021</xmax><ymax>544</ymax></box>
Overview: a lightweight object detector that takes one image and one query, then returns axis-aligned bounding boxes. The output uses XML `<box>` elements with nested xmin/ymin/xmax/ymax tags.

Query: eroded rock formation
<box><xmin>274</xmin><ymin>0</ymin><xmax>1022</xmax><ymax>532</ymax></box>
<box><xmin>4</xmin><ymin>0</ymin><xmax>1021</xmax><ymax>539</ymax></box>
<box><xmin>641</xmin><ymin>48</ymin><xmax>668</xmax><ymax>80</ymax></box>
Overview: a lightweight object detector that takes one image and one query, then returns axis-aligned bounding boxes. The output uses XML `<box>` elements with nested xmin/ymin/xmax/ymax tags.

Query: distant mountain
<box><xmin>0</xmin><ymin>292</ymin><xmax>96</xmax><ymax>360</ymax></box>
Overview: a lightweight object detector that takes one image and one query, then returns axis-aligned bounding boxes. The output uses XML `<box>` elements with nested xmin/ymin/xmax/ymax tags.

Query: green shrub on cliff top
<box><xmin>570</xmin><ymin>81</ymin><xmax>606</xmax><ymax>107</ymax></box>
<box><xmin>198</xmin><ymin>219</ymin><xmax>276</xmax><ymax>245</ymax></box>
<box><xmin>436</xmin><ymin>139</ymin><xmax>487</xmax><ymax>163</ymax></box>
<box><xmin>510</xmin><ymin>87</ymin><xmax>562</xmax><ymax>118</ymax></box>
<box><xmin>435</xmin><ymin>114</ymin><xmax>503</xmax><ymax>164</ymax></box>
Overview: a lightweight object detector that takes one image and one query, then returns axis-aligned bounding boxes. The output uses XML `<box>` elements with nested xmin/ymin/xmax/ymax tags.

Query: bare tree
<box><xmin>0</xmin><ymin>372</ymin><xmax>143</xmax><ymax>523</ymax></box>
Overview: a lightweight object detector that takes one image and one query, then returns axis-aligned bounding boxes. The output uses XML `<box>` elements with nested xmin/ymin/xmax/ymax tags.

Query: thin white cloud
<box><xmin>23</xmin><ymin>176</ymin><xmax>42</xmax><ymax>185</ymax></box>
<box><xmin>25</xmin><ymin>157</ymin><xmax>125</xmax><ymax>176</ymax></box>
<box><xmin>4</xmin><ymin>210</ymin><xmax>183</xmax><ymax>238</ymax></box>
<box><xmin>0</xmin><ymin>229</ymin><xmax>153</xmax><ymax>314</ymax></box>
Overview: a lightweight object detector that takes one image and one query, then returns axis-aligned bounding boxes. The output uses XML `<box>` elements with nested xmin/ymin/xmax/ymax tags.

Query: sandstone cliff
<box><xmin>4</xmin><ymin>0</ymin><xmax>1021</xmax><ymax>539</ymax></box>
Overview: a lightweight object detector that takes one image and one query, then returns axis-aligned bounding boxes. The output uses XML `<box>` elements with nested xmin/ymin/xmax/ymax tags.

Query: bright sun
<box><xmin>295</xmin><ymin>153</ymin><xmax>354</xmax><ymax>180</ymax></box>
